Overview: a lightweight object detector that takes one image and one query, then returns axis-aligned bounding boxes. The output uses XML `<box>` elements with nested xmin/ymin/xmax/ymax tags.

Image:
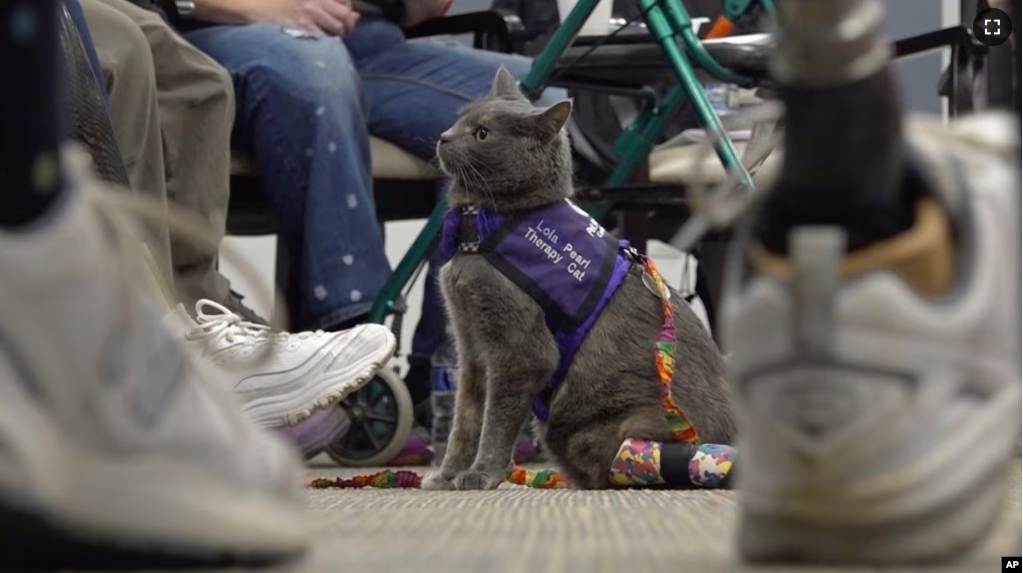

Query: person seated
<box><xmin>65</xmin><ymin>0</ymin><xmax>398</xmax><ymax>436</ymax></box>
<box><xmin>78</xmin><ymin>0</ymin><xmax>263</xmax><ymax>321</ymax></box>
<box><xmin>2</xmin><ymin>1</ymin><xmax>325</xmax><ymax>564</ymax></box>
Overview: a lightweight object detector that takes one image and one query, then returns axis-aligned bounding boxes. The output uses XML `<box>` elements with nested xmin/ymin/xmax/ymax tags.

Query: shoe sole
<box><xmin>737</xmin><ymin>382</ymin><xmax>1021</xmax><ymax>565</ymax></box>
<box><xmin>0</xmin><ymin>440</ymin><xmax>309</xmax><ymax>570</ymax></box>
<box><xmin>0</xmin><ymin>501</ymin><xmax>300</xmax><ymax>571</ymax></box>
<box><xmin>0</xmin><ymin>362</ymin><xmax>309</xmax><ymax>569</ymax></box>
<box><xmin>243</xmin><ymin>326</ymin><xmax>397</xmax><ymax>428</ymax></box>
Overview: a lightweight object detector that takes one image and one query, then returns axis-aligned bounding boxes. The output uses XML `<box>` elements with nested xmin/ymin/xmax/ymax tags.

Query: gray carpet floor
<box><xmin>103</xmin><ymin>462</ymin><xmax>1021</xmax><ymax>573</ymax></box>
<box><xmin>280</xmin><ymin>462</ymin><xmax>1022</xmax><ymax>573</ymax></box>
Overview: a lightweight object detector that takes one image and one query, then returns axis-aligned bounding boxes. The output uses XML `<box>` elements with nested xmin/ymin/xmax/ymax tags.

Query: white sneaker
<box><xmin>722</xmin><ymin>112</ymin><xmax>1021</xmax><ymax>565</ymax></box>
<box><xmin>164</xmin><ymin>300</ymin><xmax>396</xmax><ymax>429</ymax></box>
<box><xmin>0</xmin><ymin>146</ymin><xmax>308</xmax><ymax>569</ymax></box>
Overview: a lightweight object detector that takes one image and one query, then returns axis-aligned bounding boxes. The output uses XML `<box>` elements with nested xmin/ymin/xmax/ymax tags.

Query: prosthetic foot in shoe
<box><xmin>724</xmin><ymin>114</ymin><xmax>1022</xmax><ymax>565</ymax></box>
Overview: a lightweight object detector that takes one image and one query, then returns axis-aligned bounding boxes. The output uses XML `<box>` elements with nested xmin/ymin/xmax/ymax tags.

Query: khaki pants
<box><xmin>81</xmin><ymin>0</ymin><xmax>236</xmax><ymax>311</ymax></box>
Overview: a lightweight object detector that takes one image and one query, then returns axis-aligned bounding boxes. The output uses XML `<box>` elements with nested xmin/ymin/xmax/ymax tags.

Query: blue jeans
<box><xmin>186</xmin><ymin>17</ymin><xmax>565</xmax><ymax>360</ymax></box>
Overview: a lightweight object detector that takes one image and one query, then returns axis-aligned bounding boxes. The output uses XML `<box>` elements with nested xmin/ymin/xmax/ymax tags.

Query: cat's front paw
<box><xmin>421</xmin><ymin>470</ymin><xmax>456</xmax><ymax>491</ymax></box>
<box><xmin>453</xmin><ymin>468</ymin><xmax>504</xmax><ymax>490</ymax></box>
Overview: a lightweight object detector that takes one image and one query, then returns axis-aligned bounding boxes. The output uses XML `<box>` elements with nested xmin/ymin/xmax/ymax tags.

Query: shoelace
<box><xmin>190</xmin><ymin>299</ymin><xmax>274</xmax><ymax>349</ymax></box>
<box><xmin>190</xmin><ymin>299</ymin><xmax>324</xmax><ymax>349</ymax></box>
<box><xmin>74</xmin><ymin>143</ymin><xmax>287</xmax><ymax>367</ymax></box>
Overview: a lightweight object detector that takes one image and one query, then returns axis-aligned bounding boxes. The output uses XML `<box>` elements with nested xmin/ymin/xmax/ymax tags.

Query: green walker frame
<box><xmin>326</xmin><ymin>0</ymin><xmax>775</xmax><ymax>466</ymax></box>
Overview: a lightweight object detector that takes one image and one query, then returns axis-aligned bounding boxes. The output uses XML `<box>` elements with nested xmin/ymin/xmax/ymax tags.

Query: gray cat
<box><xmin>422</xmin><ymin>67</ymin><xmax>735</xmax><ymax>491</ymax></box>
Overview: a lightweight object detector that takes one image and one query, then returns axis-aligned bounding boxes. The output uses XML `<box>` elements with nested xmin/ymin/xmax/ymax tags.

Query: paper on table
<box><xmin>678</xmin><ymin>128</ymin><xmax>753</xmax><ymax>144</ymax></box>
<box><xmin>702</xmin><ymin>33</ymin><xmax>775</xmax><ymax>46</ymax></box>
<box><xmin>656</xmin><ymin>128</ymin><xmax>753</xmax><ymax>150</ymax></box>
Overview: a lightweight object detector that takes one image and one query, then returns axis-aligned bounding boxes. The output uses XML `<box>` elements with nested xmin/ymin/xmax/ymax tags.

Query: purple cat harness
<box><xmin>440</xmin><ymin>199</ymin><xmax>637</xmax><ymax>421</ymax></box>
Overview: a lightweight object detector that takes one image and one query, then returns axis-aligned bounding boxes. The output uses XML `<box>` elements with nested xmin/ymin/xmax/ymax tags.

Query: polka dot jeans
<box><xmin>186</xmin><ymin>16</ymin><xmax>565</xmax><ymax>332</ymax></box>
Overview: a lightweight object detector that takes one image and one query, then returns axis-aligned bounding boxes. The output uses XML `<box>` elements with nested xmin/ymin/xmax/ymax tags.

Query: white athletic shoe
<box><xmin>164</xmin><ymin>300</ymin><xmax>396</xmax><ymax>429</ymax></box>
<box><xmin>0</xmin><ymin>146</ymin><xmax>308</xmax><ymax>569</ymax></box>
<box><xmin>722</xmin><ymin>112</ymin><xmax>1021</xmax><ymax>565</ymax></box>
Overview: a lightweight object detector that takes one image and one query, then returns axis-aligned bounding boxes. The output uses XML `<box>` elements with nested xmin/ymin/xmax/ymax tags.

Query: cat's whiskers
<box><xmin>450</xmin><ymin>164</ymin><xmax>477</xmax><ymax>202</ymax></box>
<box><xmin>463</xmin><ymin>159</ymin><xmax>497</xmax><ymax>205</ymax></box>
<box><xmin>447</xmin><ymin>161</ymin><xmax>481</xmax><ymax>204</ymax></box>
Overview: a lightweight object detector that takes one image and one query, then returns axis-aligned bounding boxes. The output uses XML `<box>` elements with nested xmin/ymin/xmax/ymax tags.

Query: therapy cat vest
<box><xmin>441</xmin><ymin>199</ymin><xmax>636</xmax><ymax>421</ymax></box>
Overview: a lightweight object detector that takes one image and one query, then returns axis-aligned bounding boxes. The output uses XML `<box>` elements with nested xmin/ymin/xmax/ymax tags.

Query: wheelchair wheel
<box><xmin>325</xmin><ymin>367</ymin><xmax>414</xmax><ymax>467</ymax></box>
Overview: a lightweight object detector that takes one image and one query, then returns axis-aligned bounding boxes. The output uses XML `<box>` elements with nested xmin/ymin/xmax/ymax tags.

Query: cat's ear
<box><xmin>490</xmin><ymin>66</ymin><xmax>523</xmax><ymax>99</ymax></box>
<box><xmin>532</xmin><ymin>100</ymin><xmax>573</xmax><ymax>143</ymax></box>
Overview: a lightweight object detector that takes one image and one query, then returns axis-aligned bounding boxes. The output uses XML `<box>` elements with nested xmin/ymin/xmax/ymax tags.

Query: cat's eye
<box><xmin>475</xmin><ymin>127</ymin><xmax>490</xmax><ymax>141</ymax></box>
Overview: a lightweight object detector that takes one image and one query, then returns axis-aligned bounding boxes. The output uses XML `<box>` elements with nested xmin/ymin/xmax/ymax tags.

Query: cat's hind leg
<box><xmin>608</xmin><ymin>440</ymin><xmax>738</xmax><ymax>489</ymax></box>
<box><xmin>552</xmin><ymin>412</ymin><xmax>668</xmax><ymax>489</ymax></box>
<box><xmin>557</xmin><ymin>422</ymin><xmax>627</xmax><ymax>490</ymax></box>
<box><xmin>422</xmin><ymin>358</ymin><xmax>487</xmax><ymax>491</ymax></box>
<box><xmin>555</xmin><ymin>413</ymin><xmax>739</xmax><ymax>489</ymax></box>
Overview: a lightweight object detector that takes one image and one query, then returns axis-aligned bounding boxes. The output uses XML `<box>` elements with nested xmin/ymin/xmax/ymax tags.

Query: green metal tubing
<box><xmin>588</xmin><ymin>0</ymin><xmax>756</xmax><ymax>218</ymax></box>
<box><xmin>587</xmin><ymin>84</ymin><xmax>690</xmax><ymax>220</ymax></box>
<box><xmin>642</xmin><ymin>0</ymin><xmax>752</xmax><ymax>187</ymax></box>
<box><xmin>610</xmin><ymin>86</ymin><xmax>687</xmax><ymax>187</ymax></box>
<box><xmin>367</xmin><ymin>197</ymin><xmax>449</xmax><ymax>324</ymax></box>
<box><xmin>724</xmin><ymin>0</ymin><xmax>776</xmax><ymax>20</ymax></box>
<box><xmin>583</xmin><ymin>0</ymin><xmax>752</xmax><ymax>220</ymax></box>
<box><xmin>664</xmin><ymin>0</ymin><xmax>755</xmax><ymax>188</ymax></box>
<box><xmin>664</xmin><ymin>0</ymin><xmax>747</xmax><ymax>84</ymax></box>
<box><xmin>518</xmin><ymin>0</ymin><xmax>601</xmax><ymax>99</ymax></box>
<box><xmin>723</xmin><ymin>0</ymin><xmax>756</xmax><ymax>20</ymax></box>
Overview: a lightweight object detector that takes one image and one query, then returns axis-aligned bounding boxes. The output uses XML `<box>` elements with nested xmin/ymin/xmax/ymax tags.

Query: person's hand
<box><xmin>245</xmin><ymin>0</ymin><xmax>360</xmax><ymax>36</ymax></box>
<box><xmin>296</xmin><ymin>0</ymin><xmax>360</xmax><ymax>36</ymax></box>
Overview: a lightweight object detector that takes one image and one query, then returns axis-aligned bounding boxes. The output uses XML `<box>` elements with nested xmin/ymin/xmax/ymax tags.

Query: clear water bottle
<box><xmin>430</xmin><ymin>329</ymin><xmax>458</xmax><ymax>466</ymax></box>
<box><xmin>704</xmin><ymin>83</ymin><xmax>736</xmax><ymax>116</ymax></box>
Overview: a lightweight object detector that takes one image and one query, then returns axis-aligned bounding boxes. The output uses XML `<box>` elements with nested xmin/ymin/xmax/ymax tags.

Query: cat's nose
<box><xmin>438</xmin><ymin>129</ymin><xmax>455</xmax><ymax>144</ymax></box>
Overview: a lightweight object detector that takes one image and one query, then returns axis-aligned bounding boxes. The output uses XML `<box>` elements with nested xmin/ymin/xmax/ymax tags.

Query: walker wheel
<box><xmin>325</xmin><ymin>367</ymin><xmax>414</xmax><ymax>467</ymax></box>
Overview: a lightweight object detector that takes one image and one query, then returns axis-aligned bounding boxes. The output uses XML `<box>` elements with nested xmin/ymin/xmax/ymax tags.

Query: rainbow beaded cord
<box><xmin>306</xmin><ymin>466</ymin><xmax>570</xmax><ymax>490</ymax></box>
<box><xmin>506</xmin><ymin>466</ymin><xmax>570</xmax><ymax>488</ymax></box>
<box><xmin>308</xmin><ymin>470</ymin><xmax>423</xmax><ymax>489</ymax></box>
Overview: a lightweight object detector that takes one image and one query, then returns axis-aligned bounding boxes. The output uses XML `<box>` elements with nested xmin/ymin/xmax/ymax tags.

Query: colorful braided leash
<box><xmin>306</xmin><ymin>257</ymin><xmax>695</xmax><ymax>491</ymax></box>
<box><xmin>641</xmin><ymin>256</ymin><xmax>700</xmax><ymax>444</ymax></box>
